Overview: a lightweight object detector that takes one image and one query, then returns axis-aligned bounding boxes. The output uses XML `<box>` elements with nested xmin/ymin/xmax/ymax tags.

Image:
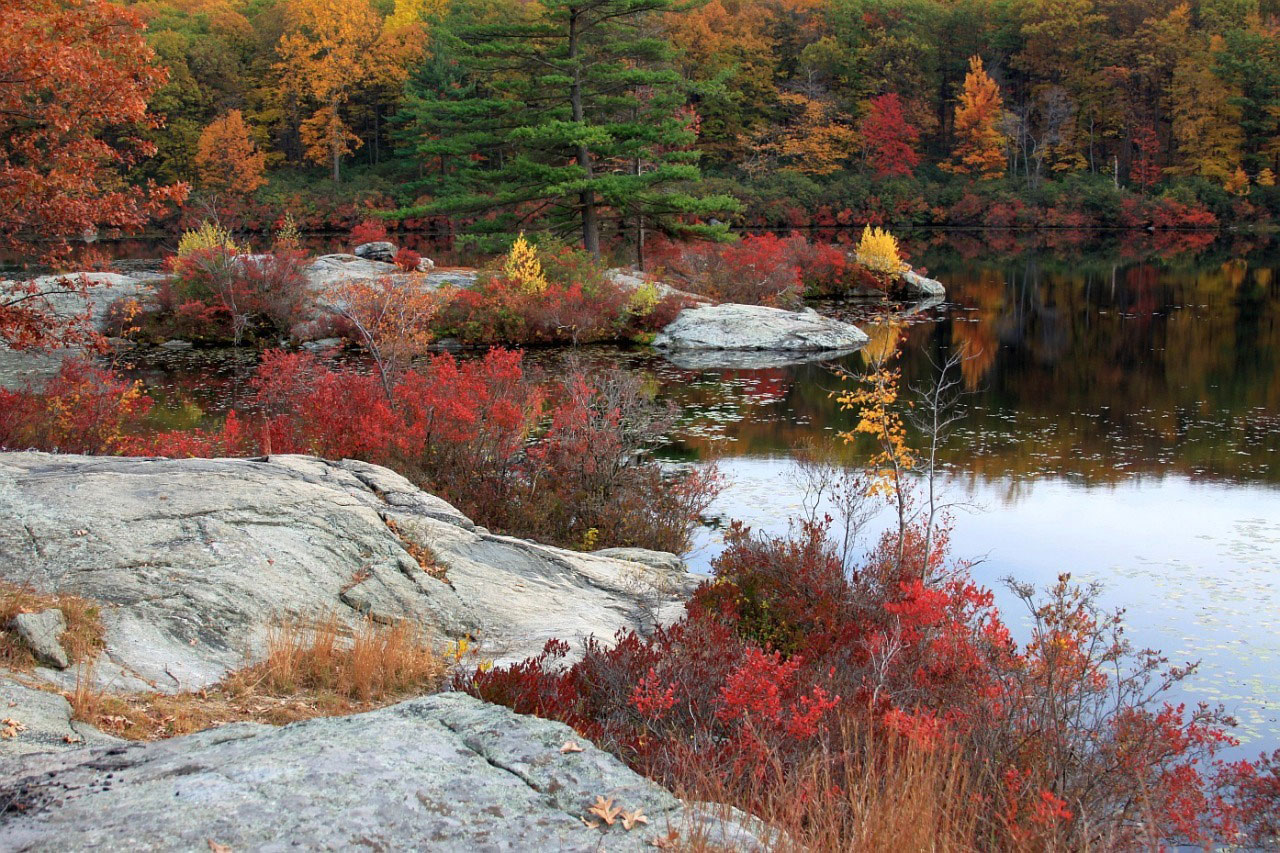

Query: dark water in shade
<box><xmin>117</xmin><ymin>230</ymin><xmax>1280</xmax><ymax>755</ymax></box>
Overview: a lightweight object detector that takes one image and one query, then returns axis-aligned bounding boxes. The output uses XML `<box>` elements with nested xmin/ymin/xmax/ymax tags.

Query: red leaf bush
<box><xmin>1</xmin><ymin>351</ymin><xmax>716</xmax><ymax>554</ymax></box>
<box><xmin>155</xmin><ymin>248</ymin><xmax>310</xmax><ymax>344</ymax></box>
<box><xmin>392</xmin><ymin>247</ymin><xmax>422</xmax><ymax>272</ymax></box>
<box><xmin>460</xmin><ymin>516</ymin><xmax>1273</xmax><ymax>849</ymax></box>
<box><xmin>645</xmin><ymin>232</ymin><xmax>885</xmax><ymax>303</ymax></box>
<box><xmin>438</xmin><ymin>245</ymin><xmax>686</xmax><ymax>345</ymax></box>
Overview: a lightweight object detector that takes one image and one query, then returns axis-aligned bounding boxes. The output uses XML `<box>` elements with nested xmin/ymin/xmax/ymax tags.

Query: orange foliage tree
<box><xmin>761</xmin><ymin>92</ymin><xmax>860</xmax><ymax>176</ymax></box>
<box><xmin>328</xmin><ymin>276</ymin><xmax>440</xmax><ymax>396</ymax></box>
<box><xmin>0</xmin><ymin>0</ymin><xmax>185</xmax><ymax>267</ymax></box>
<box><xmin>942</xmin><ymin>56</ymin><xmax>1008</xmax><ymax>180</ymax></box>
<box><xmin>276</xmin><ymin>0</ymin><xmax>382</xmax><ymax>182</ymax></box>
<box><xmin>195</xmin><ymin>110</ymin><xmax>267</xmax><ymax>196</ymax></box>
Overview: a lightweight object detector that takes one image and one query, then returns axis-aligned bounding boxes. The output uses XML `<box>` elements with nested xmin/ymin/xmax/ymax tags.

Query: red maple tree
<box><xmin>0</xmin><ymin>0</ymin><xmax>186</xmax><ymax>308</ymax></box>
<box><xmin>861</xmin><ymin>93</ymin><xmax>921</xmax><ymax>178</ymax></box>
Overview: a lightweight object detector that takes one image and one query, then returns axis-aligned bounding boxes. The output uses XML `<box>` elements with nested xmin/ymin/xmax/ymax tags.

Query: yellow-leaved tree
<box><xmin>502</xmin><ymin>234</ymin><xmax>548</xmax><ymax>294</ymax></box>
<box><xmin>942</xmin><ymin>56</ymin><xmax>1007</xmax><ymax>180</ymax></box>
<box><xmin>194</xmin><ymin>110</ymin><xmax>267</xmax><ymax>196</ymax></box>
<box><xmin>855</xmin><ymin>225</ymin><xmax>905</xmax><ymax>276</ymax></box>
<box><xmin>1167</xmin><ymin>35</ymin><xmax>1244</xmax><ymax>186</ymax></box>
<box><xmin>276</xmin><ymin>0</ymin><xmax>381</xmax><ymax>183</ymax></box>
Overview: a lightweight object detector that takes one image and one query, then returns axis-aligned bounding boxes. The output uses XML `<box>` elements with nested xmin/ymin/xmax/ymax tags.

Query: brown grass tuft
<box><xmin>384</xmin><ymin>518</ymin><xmax>448</xmax><ymax>582</ymax></box>
<box><xmin>667</xmin><ymin>720</ymin><xmax>978</xmax><ymax>852</ymax></box>
<box><xmin>69</xmin><ymin>615</ymin><xmax>446</xmax><ymax>740</ymax></box>
<box><xmin>0</xmin><ymin>581</ymin><xmax>104</xmax><ymax>670</ymax></box>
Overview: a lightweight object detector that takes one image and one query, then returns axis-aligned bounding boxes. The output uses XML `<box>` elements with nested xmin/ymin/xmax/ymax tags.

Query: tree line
<box><xmin>6</xmin><ymin>0</ymin><xmax>1280</xmax><ymax>259</ymax></box>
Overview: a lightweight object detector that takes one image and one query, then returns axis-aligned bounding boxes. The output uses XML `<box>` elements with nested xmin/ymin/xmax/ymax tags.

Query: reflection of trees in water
<box><xmin>900</xmin><ymin>249</ymin><xmax>1280</xmax><ymax>484</ymax></box>
<box><xmin>667</xmin><ymin>245</ymin><xmax>1280</xmax><ymax>487</ymax></box>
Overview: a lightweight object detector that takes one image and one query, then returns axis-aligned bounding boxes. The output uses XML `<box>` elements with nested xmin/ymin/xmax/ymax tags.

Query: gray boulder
<box><xmin>0</xmin><ymin>677</ymin><xmax>118</xmax><ymax>757</ymax></box>
<box><xmin>9</xmin><ymin>610</ymin><xmax>69</xmax><ymax>669</ymax></box>
<box><xmin>592</xmin><ymin>547</ymin><xmax>687</xmax><ymax>573</ymax></box>
<box><xmin>0</xmin><ymin>692</ymin><xmax>767</xmax><ymax>851</ymax></box>
<box><xmin>303</xmin><ymin>252</ymin><xmax>403</xmax><ymax>291</ymax></box>
<box><xmin>0</xmin><ymin>453</ymin><xmax>697</xmax><ymax>693</ymax></box>
<box><xmin>901</xmin><ymin>269</ymin><xmax>946</xmax><ymax>299</ymax></box>
<box><xmin>659</xmin><ymin>347</ymin><xmax>863</xmax><ymax>370</ymax></box>
<box><xmin>353</xmin><ymin>240</ymin><xmax>398</xmax><ymax>262</ymax></box>
<box><xmin>653</xmin><ymin>303</ymin><xmax>868</xmax><ymax>355</ymax></box>
<box><xmin>604</xmin><ymin>268</ymin><xmax>710</xmax><ymax>306</ymax></box>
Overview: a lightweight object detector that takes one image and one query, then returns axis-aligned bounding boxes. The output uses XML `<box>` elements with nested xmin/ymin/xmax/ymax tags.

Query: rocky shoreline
<box><xmin>0</xmin><ymin>256</ymin><xmax>946</xmax><ymax>386</ymax></box>
<box><xmin>0</xmin><ymin>451</ymin><xmax>776</xmax><ymax>848</ymax></box>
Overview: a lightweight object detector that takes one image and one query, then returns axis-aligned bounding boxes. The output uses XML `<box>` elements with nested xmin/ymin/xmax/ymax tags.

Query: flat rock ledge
<box><xmin>0</xmin><ymin>692</ymin><xmax>768</xmax><ymax>851</ymax></box>
<box><xmin>653</xmin><ymin>303</ymin><xmax>868</xmax><ymax>364</ymax></box>
<box><xmin>0</xmin><ymin>452</ymin><xmax>697</xmax><ymax>694</ymax></box>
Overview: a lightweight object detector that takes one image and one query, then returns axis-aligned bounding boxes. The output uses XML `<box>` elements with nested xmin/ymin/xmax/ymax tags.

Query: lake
<box><xmin>117</xmin><ymin>228</ymin><xmax>1280</xmax><ymax>756</ymax></box>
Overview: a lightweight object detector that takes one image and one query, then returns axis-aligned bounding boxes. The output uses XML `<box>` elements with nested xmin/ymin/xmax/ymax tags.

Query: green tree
<box><xmin>393</xmin><ymin>0</ymin><xmax>738</xmax><ymax>256</ymax></box>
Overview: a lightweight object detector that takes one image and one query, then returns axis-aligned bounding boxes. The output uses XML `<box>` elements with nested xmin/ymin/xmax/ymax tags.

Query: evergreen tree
<box><xmin>392</xmin><ymin>0</ymin><xmax>737</xmax><ymax>255</ymax></box>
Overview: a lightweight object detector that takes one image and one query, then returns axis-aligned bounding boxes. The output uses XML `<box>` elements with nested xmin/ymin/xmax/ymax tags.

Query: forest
<box><xmin>8</xmin><ymin>0</ymin><xmax>1280</xmax><ymax>264</ymax></box>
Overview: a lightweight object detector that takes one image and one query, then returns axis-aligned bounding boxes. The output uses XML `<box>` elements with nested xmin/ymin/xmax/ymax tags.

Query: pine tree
<box><xmin>195</xmin><ymin>111</ymin><xmax>267</xmax><ymax>196</ymax></box>
<box><xmin>941</xmin><ymin>56</ymin><xmax>1007</xmax><ymax>180</ymax></box>
<box><xmin>392</xmin><ymin>0</ymin><xmax>738</xmax><ymax>256</ymax></box>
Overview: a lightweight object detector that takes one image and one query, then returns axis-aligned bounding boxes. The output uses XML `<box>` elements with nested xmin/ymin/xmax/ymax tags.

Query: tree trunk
<box><xmin>330</xmin><ymin>100</ymin><xmax>341</xmax><ymax>184</ymax></box>
<box><xmin>568</xmin><ymin>7</ymin><xmax>600</xmax><ymax>256</ymax></box>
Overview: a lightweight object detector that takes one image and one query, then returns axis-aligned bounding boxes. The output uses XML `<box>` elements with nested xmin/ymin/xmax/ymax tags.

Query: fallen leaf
<box><xmin>207</xmin><ymin>840</ymin><xmax>232</xmax><ymax>853</ymax></box>
<box><xmin>1</xmin><ymin>718</ymin><xmax>26</xmax><ymax>739</ymax></box>
<box><xmin>649</xmin><ymin>830</ymin><xmax>680</xmax><ymax>848</ymax></box>
<box><xmin>587</xmin><ymin>795</ymin><xmax>623</xmax><ymax>827</ymax></box>
<box><xmin>580</xmin><ymin>817</ymin><xmax>600</xmax><ymax>829</ymax></box>
<box><xmin>621</xmin><ymin>809</ymin><xmax>649</xmax><ymax>831</ymax></box>
<box><xmin>560</xmin><ymin>741</ymin><xmax>584</xmax><ymax>754</ymax></box>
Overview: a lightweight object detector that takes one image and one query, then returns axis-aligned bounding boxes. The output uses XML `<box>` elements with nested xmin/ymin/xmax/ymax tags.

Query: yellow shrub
<box><xmin>177</xmin><ymin>220</ymin><xmax>245</xmax><ymax>258</ymax></box>
<box><xmin>274</xmin><ymin>212</ymin><xmax>302</xmax><ymax>251</ymax></box>
<box><xmin>855</xmin><ymin>225</ymin><xmax>906</xmax><ymax>276</ymax></box>
<box><xmin>502</xmin><ymin>233</ymin><xmax>548</xmax><ymax>294</ymax></box>
<box><xmin>627</xmin><ymin>280</ymin><xmax>661</xmax><ymax>318</ymax></box>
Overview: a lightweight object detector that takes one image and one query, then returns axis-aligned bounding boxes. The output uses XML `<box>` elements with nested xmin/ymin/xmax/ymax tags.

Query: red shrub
<box><xmin>646</xmin><ymin>232</ymin><xmax>803</xmax><ymax>305</ymax></box>
<box><xmin>462</xmin><ymin>516</ymin><xmax>1260</xmax><ymax>849</ymax></box>
<box><xmin>438</xmin><ymin>247</ymin><xmax>665</xmax><ymax>345</ymax></box>
<box><xmin>393</xmin><ymin>247</ymin><xmax>422</xmax><ymax>272</ymax></box>
<box><xmin>349</xmin><ymin>219</ymin><xmax>388</xmax><ymax>245</ymax></box>
<box><xmin>164</xmin><ymin>248</ymin><xmax>310</xmax><ymax>343</ymax></box>
<box><xmin>0</xmin><ymin>360</ymin><xmax>151</xmax><ymax>454</ymax></box>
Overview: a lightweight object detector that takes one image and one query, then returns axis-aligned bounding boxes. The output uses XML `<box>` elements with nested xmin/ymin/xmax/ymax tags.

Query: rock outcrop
<box><xmin>0</xmin><ymin>692</ymin><xmax>766</xmax><ymax>851</ymax></box>
<box><xmin>901</xmin><ymin>269</ymin><xmax>946</xmax><ymax>299</ymax></box>
<box><xmin>0</xmin><ymin>272</ymin><xmax>154</xmax><ymax>389</ymax></box>
<box><xmin>8</xmin><ymin>610</ymin><xmax>69</xmax><ymax>670</ymax></box>
<box><xmin>0</xmin><ymin>453</ymin><xmax>697</xmax><ymax>694</ymax></box>
<box><xmin>353</xmin><ymin>240</ymin><xmax>398</xmax><ymax>262</ymax></box>
<box><xmin>604</xmin><ymin>268</ymin><xmax>710</xmax><ymax>306</ymax></box>
<box><xmin>0</xmin><ymin>678</ymin><xmax>119</xmax><ymax>757</ymax></box>
<box><xmin>653</xmin><ymin>303</ymin><xmax>868</xmax><ymax>364</ymax></box>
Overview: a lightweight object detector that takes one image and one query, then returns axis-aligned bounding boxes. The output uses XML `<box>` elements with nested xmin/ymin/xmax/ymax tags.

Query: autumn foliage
<box><xmin>0</xmin><ymin>0</ymin><xmax>185</xmax><ymax>264</ymax></box>
<box><xmin>861</xmin><ymin>93</ymin><xmax>921</xmax><ymax>179</ymax></box>
<box><xmin>195</xmin><ymin>111</ymin><xmax>268</xmax><ymax>196</ymax></box>
<box><xmin>942</xmin><ymin>57</ymin><xmax>1007</xmax><ymax>180</ymax></box>
<box><xmin>0</xmin><ymin>351</ymin><xmax>716</xmax><ymax>555</ymax></box>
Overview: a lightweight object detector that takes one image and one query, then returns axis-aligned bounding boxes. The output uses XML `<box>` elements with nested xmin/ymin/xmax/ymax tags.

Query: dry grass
<box><xmin>70</xmin><ymin>614</ymin><xmax>446</xmax><ymax>740</ymax></box>
<box><xmin>667</xmin><ymin>722</ymin><xmax>979</xmax><ymax>853</ymax></box>
<box><xmin>384</xmin><ymin>518</ymin><xmax>448</xmax><ymax>582</ymax></box>
<box><xmin>0</xmin><ymin>581</ymin><xmax>104</xmax><ymax>670</ymax></box>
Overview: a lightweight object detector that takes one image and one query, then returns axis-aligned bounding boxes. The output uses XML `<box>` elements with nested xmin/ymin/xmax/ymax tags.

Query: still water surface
<box><xmin>122</xmin><ymin>230</ymin><xmax>1280</xmax><ymax>754</ymax></box>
